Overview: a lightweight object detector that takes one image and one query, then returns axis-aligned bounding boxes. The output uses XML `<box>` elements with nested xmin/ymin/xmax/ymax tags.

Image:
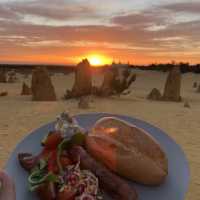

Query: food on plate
<box><xmin>18</xmin><ymin>113</ymin><xmax>103</xmax><ymax>200</ymax></box>
<box><xmin>18</xmin><ymin>112</ymin><xmax>168</xmax><ymax>200</ymax></box>
<box><xmin>69</xmin><ymin>146</ymin><xmax>138</xmax><ymax>200</ymax></box>
<box><xmin>18</xmin><ymin>153</ymin><xmax>38</xmax><ymax>172</ymax></box>
<box><xmin>86</xmin><ymin>117</ymin><xmax>168</xmax><ymax>185</ymax></box>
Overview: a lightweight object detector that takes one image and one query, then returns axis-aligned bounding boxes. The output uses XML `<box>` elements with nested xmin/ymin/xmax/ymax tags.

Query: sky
<box><xmin>0</xmin><ymin>0</ymin><xmax>200</xmax><ymax>65</ymax></box>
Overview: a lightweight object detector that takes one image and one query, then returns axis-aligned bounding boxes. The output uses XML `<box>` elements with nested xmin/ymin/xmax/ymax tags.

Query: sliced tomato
<box><xmin>45</xmin><ymin>132</ymin><xmax>63</xmax><ymax>150</ymax></box>
<box><xmin>48</xmin><ymin>150</ymin><xmax>59</xmax><ymax>174</ymax></box>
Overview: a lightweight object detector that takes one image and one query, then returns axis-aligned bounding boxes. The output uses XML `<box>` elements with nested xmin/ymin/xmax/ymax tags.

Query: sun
<box><xmin>89</xmin><ymin>56</ymin><xmax>102</xmax><ymax>66</ymax></box>
<box><xmin>86</xmin><ymin>54</ymin><xmax>111</xmax><ymax>67</ymax></box>
<box><xmin>77</xmin><ymin>54</ymin><xmax>112</xmax><ymax>67</ymax></box>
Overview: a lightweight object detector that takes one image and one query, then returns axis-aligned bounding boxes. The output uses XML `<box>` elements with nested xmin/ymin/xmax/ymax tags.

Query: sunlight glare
<box><xmin>87</xmin><ymin>54</ymin><xmax>111</xmax><ymax>67</ymax></box>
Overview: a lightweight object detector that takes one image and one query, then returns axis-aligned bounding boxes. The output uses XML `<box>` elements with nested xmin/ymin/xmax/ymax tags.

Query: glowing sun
<box><xmin>87</xmin><ymin>54</ymin><xmax>111</xmax><ymax>66</ymax></box>
<box><xmin>89</xmin><ymin>56</ymin><xmax>102</xmax><ymax>66</ymax></box>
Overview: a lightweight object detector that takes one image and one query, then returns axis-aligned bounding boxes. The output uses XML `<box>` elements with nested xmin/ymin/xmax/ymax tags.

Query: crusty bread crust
<box><xmin>86</xmin><ymin>117</ymin><xmax>168</xmax><ymax>185</ymax></box>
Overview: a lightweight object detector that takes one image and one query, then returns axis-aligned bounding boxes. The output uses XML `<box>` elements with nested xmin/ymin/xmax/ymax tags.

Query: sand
<box><xmin>0</xmin><ymin>70</ymin><xmax>199</xmax><ymax>199</ymax></box>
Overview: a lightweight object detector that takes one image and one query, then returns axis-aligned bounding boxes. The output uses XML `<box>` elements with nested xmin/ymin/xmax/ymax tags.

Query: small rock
<box><xmin>193</xmin><ymin>82</ymin><xmax>197</xmax><ymax>88</ymax></box>
<box><xmin>21</xmin><ymin>82</ymin><xmax>32</xmax><ymax>95</ymax></box>
<box><xmin>0</xmin><ymin>91</ymin><xmax>8</xmax><ymax>97</ymax></box>
<box><xmin>184</xmin><ymin>101</ymin><xmax>191</xmax><ymax>108</ymax></box>
<box><xmin>78</xmin><ymin>97</ymin><xmax>90</xmax><ymax>109</ymax></box>
<box><xmin>147</xmin><ymin>88</ymin><xmax>162</xmax><ymax>101</ymax></box>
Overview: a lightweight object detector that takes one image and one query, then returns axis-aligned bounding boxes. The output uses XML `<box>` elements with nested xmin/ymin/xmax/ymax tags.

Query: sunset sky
<box><xmin>0</xmin><ymin>0</ymin><xmax>200</xmax><ymax>65</ymax></box>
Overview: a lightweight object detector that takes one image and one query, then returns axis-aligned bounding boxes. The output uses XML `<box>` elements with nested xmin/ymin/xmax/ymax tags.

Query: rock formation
<box><xmin>147</xmin><ymin>88</ymin><xmax>162</xmax><ymax>101</ymax></box>
<box><xmin>99</xmin><ymin>67</ymin><xmax>136</xmax><ymax>96</ymax></box>
<box><xmin>7</xmin><ymin>70</ymin><xmax>17</xmax><ymax>83</ymax></box>
<box><xmin>99</xmin><ymin>68</ymin><xmax>117</xmax><ymax>96</ymax></box>
<box><xmin>31</xmin><ymin>67</ymin><xmax>56</xmax><ymax>101</ymax></box>
<box><xmin>21</xmin><ymin>82</ymin><xmax>32</xmax><ymax>95</ymax></box>
<box><xmin>193</xmin><ymin>82</ymin><xmax>197</xmax><ymax>88</ymax></box>
<box><xmin>0</xmin><ymin>71</ymin><xmax>7</xmax><ymax>83</ymax></box>
<box><xmin>64</xmin><ymin>62</ymin><xmax>136</xmax><ymax>99</ymax></box>
<box><xmin>72</xmin><ymin>59</ymin><xmax>92</xmax><ymax>95</ymax></box>
<box><xmin>196</xmin><ymin>84</ymin><xmax>200</xmax><ymax>93</ymax></box>
<box><xmin>162</xmin><ymin>66</ymin><xmax>182</xmax><ymax>102</ymax></box>
<box><xmin>64</xmin><ymin>59</ymin><xmax>92</xmax><ymax>99</ymax></box>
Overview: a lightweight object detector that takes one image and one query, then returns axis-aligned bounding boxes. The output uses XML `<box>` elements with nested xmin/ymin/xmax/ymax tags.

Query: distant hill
<box><xmin>1</xmin><ymin>62</ymin><xmax>200</xmax><ymax>74</ymax></box>
<box><xmin>0</xmin><ymin>64</ymin><xmax>75</xmax><ymax>74</ymax></box>
<box><xmin>130</xmin><ymin>63</ymin><xmax>200</xmax><ymax>74</ymax></box>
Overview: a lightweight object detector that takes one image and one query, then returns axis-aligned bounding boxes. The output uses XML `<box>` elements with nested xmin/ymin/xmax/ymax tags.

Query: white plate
<box><xmin>5</xmin><ymin>113</ymin><xmax>190</xmax><ymax>200</ymax></box>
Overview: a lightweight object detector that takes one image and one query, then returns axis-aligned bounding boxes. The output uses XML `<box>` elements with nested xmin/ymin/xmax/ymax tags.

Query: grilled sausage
<box><xmin>18</xmin><ymin>153</ymin><xmax>38</xmax><ymax>172</ymax></box>
<box><xmin>69</xmin><ymin>146</ymin><xmax>138</xmax><ymax>200</ymax></box>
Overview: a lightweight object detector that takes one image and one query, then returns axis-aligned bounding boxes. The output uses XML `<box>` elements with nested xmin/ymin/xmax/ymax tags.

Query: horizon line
<box><xmin>0</xmin><ymin>62</ymin><xmax>200</xmax><ymax>67</ymax></box>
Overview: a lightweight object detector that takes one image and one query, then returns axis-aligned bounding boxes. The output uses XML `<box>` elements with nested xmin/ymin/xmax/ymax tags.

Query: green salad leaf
<box><xmin>28</xmin><ymin>169</ymin><xmax>59</xmax><ymax>192</ymax></box>
<box><xmin>58</xmin><ymin>132</ymin><xmax>86</xmax><ymax>151</ymax></box>
<box><xmin>45</xmin><ymin>173</ymin><xmax>59</xmax><ymax>183</ymax></box>
<box><xmin>39</xmin><ymin>159</ymin><xmax>47</xmax><ymax>170</ymax></box>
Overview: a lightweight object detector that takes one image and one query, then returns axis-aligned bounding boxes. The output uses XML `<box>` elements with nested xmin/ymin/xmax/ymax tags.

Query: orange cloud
<box><xmin>0</xmin><ymin>1</ymin><xmax>200</xmax><ymax>64</ymax></box>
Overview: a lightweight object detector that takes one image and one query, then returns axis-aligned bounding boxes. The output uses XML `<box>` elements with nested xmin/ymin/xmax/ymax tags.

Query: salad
<box><xmin>18</xmin><ymin>112</ymin><xmax>102</xmax><ymax>200</ymax></box>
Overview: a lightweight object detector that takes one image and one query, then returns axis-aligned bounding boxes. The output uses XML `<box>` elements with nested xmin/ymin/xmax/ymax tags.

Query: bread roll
<box><xmin>86</xmin><ymin>117</ymin><xmax>168</xmax><ymax>185</ymax></box>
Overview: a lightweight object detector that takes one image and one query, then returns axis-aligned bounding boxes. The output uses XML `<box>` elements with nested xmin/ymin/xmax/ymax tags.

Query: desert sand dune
<box><xmin>0</xmin><ymin>70</ymin><xmax>199</xmax><ymax>199</ymax></box>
